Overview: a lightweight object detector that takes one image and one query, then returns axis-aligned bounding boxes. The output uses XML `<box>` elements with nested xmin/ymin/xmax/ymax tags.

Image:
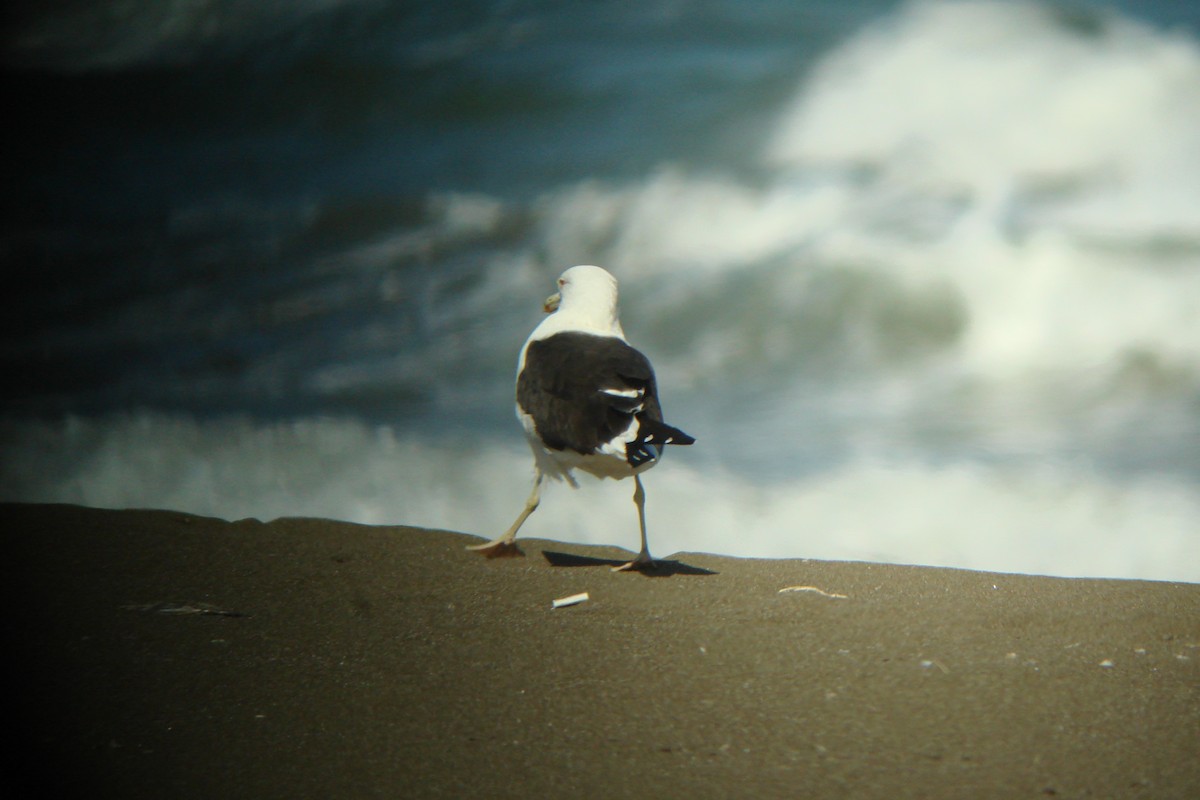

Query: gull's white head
<box><xmin>538</xmin><ymin>265</ymin><xmax>625</xmax><ymax>339</ymax></box>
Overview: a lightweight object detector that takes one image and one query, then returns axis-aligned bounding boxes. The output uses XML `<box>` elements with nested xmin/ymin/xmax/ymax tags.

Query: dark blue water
<box><xmin>3</xmin><ymin>0</ymin><xmax>1198</xmax><ymax>581</ymax></box>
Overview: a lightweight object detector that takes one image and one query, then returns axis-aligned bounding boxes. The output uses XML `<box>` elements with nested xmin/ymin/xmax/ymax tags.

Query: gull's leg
<box><xmin>467</xmin><ymin>471</ymin><xmax>543</xmax><ymax>558</ymax></box>
<box><xmin>613</xmin><ymin>474</ymin><xmax>655</xmax><ymax>571</ymax></box>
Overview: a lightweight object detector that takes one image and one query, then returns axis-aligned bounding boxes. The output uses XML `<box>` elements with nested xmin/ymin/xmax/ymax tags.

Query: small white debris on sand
<box><xmin>778</xmin><ymin>586</ymin><xmax>848</xmax><ymax>599</ymax></box>
<box><xmin>551</xmin><ymin>592</ymin><xmax>590</xmax><ymax>609</ymax></box>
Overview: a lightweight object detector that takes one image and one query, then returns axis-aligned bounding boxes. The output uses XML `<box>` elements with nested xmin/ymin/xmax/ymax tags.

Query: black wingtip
<box><xmin>664</xmin><ymin>430</ymin><xmax>696</xmax><ymax>446</ymax></box>
<box><xmin>650</xmin><ymin>420</ymin><xmax>695</xmax><ymax>447</ymax></box>
<box><xmin>625</xmin><ymin>419</ymin><xmax>695</xmax><ymax>467</ymax></box>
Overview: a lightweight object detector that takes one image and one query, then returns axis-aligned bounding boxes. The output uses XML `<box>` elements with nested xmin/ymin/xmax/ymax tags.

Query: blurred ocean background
<box><xmin>3</xmin><ymin>0</ymin><xmax>1199</xmax><ymax>582</ymax></box>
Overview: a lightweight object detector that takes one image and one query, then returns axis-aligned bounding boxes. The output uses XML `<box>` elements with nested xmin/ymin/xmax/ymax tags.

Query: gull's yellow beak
<box><xmin>543</xmin><ymin>292</ymin><xmax>561</xmax><ymax>313</ymax></box>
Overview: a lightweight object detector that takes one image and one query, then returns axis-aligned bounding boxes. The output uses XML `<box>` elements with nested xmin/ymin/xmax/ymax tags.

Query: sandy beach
<box><xmin>10</xmin><ymin>502</ymin><xmax>1198</xmax><ymax>798</ymax></box>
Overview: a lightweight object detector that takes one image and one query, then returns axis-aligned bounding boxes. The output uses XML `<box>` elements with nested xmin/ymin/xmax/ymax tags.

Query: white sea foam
<box><xmin>766</xmin><ymin>0</ymin><xmax>1200</xmax><ymax>236</ymax></box>
<box><xmin>534</xmin><ymin>169</ymin><xmax>835</xmax><ymax>277</ymax></box>
<box><xmin>4</xmin><ymin>414</ymin><xmax>1196</xmax><ymax>582</ymax></box>
<box><xmin>762</xmin><ymin>0</ymin><xmax>1200</xmax><ymax>375</ymax></box>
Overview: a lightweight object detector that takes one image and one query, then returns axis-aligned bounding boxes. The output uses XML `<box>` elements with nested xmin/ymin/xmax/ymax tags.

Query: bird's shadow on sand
<box><xmin>542</xmin><ymin>550</ymin><xmax>718</xmax><ymax>577</ymax></box>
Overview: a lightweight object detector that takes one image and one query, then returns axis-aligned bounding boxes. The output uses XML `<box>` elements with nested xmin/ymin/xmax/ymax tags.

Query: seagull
<box><xmin>468</xmin><ymin>265</ymin><xmax>695</xmax><ymax>571</ymax></box>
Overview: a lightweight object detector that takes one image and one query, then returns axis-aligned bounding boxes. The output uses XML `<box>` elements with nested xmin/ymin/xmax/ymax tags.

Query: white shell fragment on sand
<box><xmin>778</xmin><ymin>586</ymin><xmax>848</xmax><ymax>599</ymax></box>
<box><xmin>552</xmin><ymin>592</ymin><xmax>590</xmax><ymax>609</ymax></box>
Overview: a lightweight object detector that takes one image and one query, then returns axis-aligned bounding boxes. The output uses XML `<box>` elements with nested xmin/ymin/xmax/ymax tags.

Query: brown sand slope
<box><xmin>10</xmin><ymin>502</ymin><xmax>1199</xmax><ymax>799</ymax></box>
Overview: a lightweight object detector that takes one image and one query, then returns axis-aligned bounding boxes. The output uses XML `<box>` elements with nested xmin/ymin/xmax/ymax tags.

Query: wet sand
<box><xmin>10</xmin><ymin>502</ymin><xmax>1199</xmax><ymax>798</ymax></box>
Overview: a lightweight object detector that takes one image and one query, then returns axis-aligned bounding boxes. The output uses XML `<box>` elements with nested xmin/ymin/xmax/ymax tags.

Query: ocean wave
<box><xmin>5</xmin><ymin>1</ymin><xmax>1198</xmax><ymax>582</ymax></box>
<box><xmin>4</xmin><ymin>0</ymin><xmax>377</xmax><ymax>70</ymax></box>
<box><xmin>474</xmin><ymin>0</ymin><xmax>1200</xmax><ymax>475</ymax></box>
